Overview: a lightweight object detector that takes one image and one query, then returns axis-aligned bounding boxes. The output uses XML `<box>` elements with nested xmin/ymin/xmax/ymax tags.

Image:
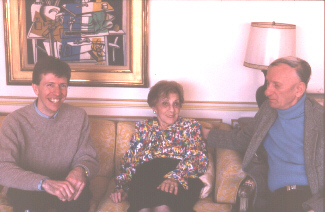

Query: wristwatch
<box><xmin>80</xmin><ymin>166</ymin><xmax>89</xmax><ymax>178</ymax></box>
<box><xmin>84</xmin><ymin>168</ymin><xmax>89</xmax><ymax>177</ymax></box>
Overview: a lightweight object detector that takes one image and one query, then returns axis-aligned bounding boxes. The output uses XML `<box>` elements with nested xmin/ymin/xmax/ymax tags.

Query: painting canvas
<box><xmin>4</xmin><ymin>0</ymin><xmax>148</xmax><ymax>87</ymax></box>
<box><xmin>26</xmin><ymin>0</ymin><xmax>126</xmax><ymax>66</ymax></box>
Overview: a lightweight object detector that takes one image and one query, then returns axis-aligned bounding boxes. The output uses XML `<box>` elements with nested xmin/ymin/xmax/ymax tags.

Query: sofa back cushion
<box><xmin>115</xmin><ymin>121</ymin><xmax>136</xmax><ymax>175</ymax></box>
<box><xmin>89</xmin><ymin>118</ymin><xmax>116</xmax><ymax>179</ymax></box>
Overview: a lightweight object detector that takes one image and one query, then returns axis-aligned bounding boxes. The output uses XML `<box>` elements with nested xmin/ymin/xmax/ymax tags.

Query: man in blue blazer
<box><xmin>203</xmin><ymin>56</ymin><xmax>323</xmax><ymax>212</ymax></box>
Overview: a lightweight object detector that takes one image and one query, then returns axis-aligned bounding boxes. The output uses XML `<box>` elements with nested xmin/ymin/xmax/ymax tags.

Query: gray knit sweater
<box><xmin>0</xmin><ymin>102</ymin><xmax>99</xmax><ymax>191</ymax></box>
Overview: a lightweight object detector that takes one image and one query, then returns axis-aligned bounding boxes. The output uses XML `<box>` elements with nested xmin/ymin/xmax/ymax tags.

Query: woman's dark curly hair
<box><xmin>147</xmin><ymin>80</ymin><xmax>184</xmax><ymax>108</ymax></box>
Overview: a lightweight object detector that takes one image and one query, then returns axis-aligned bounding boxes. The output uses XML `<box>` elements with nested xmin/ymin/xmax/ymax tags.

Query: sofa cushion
<box><xmin>96</xmin><ymin>179</ymin><xmax>130</xmax><ymax>212</ymax></box>
<box><xmin>194</xmin><ymin>196</ymin><xmax>233</xmax><ymax>212</ymax></box>
<box><xmin>89</xmin><ymin>118</ymin><xmax>116</xmax><ymax>179</ymax></box>
<box><xmin>96</xmin><ymin>180</ymin><xmax>234</xmax><ymax>212</ymax></box>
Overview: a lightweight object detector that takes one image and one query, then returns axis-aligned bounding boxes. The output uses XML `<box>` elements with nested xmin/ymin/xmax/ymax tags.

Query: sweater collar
<box><xmin>34</xmin><ymin>99</ymin><xmax>59</xmax><ymax>119</ymax></box>
<box><xmin>277</xmin><ymin>93</ymin><xmax>306</xmax><ymax>120</ymax></box>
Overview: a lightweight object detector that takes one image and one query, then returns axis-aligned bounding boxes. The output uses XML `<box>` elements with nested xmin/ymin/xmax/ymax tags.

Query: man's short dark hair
<box><xmin>269</xmin><ymin>56</ymin><xmax>311</xmax><ymax>87</ymax></box>
<box><xmin>32</xmin><ymin>56</ymin><xmax>71</xmax><ymax>85</ymax></box>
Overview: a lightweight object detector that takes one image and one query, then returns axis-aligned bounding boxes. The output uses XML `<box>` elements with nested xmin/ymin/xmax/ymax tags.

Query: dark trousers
<box><xmin>267</xmin><ymin>186</ymin><xmax>312</xmax><ymax>212</ymax></box>
<box><xmin>127</xmin><ymin>158</ymin><xmax>204</xmax><ymax>212</ymax></box>
<box><xmin>7</xmin><ymin>185</ymin><xmax>91</xmax><ymax>212</ymax></box>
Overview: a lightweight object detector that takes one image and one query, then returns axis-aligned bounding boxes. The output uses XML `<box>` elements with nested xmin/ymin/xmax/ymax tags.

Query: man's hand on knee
<box><xmin>41</xmin><ymin>179</ymin><xmax>76</xmax><ymax>202</ymax></box>
<box><xmin>65</xmin><ymin>166</ymin><xmax>87</xmax><ymax>200</ymax></box>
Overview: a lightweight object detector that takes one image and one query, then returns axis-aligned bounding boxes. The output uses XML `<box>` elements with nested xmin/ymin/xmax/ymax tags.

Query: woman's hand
<box><xmin>110</xmin><ymin>189</ymin><xmax>128</xmax><ymax>203</ymax></box>
<box><xmin>157</xmin><ymin>178</ymin><xmax>179</xmax><ymax>195</ymax></box>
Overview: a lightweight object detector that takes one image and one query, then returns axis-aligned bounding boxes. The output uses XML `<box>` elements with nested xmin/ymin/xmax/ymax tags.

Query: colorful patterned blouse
<box><xmin>115</xmin><ymin>117</ymin><xmax>208</xmax><ymax>191</ymax></box>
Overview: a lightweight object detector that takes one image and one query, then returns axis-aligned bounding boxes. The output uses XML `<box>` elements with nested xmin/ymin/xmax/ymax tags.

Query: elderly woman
<box><xmin>110</xmin><ymin>80</ymin><xmax>208</xmax><ymax>212</ymax></box>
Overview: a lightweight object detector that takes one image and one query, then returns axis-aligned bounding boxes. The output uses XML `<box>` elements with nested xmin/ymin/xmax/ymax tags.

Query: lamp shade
<box><xmin>244</xmin><ymin>22</ymin><xmax>296</xmax><ymax>70</ymax></box>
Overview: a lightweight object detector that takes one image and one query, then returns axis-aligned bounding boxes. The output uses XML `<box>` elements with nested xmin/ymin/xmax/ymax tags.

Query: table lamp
<box><xmin>244</xmin><ymin>22</ymin><xmax>296</xmax><ymax>107</ymax></box>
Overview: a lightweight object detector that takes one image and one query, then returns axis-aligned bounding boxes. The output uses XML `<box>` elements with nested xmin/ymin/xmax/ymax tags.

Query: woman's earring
<box><xmin>153</xmin><ymin>111</ymin><xmax>156</xmax><ymax>114</ymax></box>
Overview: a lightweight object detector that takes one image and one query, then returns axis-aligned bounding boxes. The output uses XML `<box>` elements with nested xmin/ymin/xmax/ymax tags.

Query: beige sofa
<box><xmin>0</xmin><ymin>115</ymin><xmax>247</xmax><ymax>212</ymax></box>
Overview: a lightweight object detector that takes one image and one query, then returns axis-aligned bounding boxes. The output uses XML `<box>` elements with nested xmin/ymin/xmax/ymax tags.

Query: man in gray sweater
<box><xmin>203</xmin><ymin>57</ymin><xmax>323</xmax><ymax>212</ymax></box>
<box><xmin>0</xmin><ymin>56</ymin><xmax>99</xmax><ymax>212</ymax></box>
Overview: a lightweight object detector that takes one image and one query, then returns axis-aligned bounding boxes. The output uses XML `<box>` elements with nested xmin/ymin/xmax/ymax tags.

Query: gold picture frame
<box><xmin>3</xmin><ymin>0</ymin><xmax>148</xmax><ymax>87</ymax></box>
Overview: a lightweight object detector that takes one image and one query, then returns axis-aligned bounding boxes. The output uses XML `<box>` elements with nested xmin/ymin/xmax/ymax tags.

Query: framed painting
<box><xmin>3</xmin><ymin>0</ymin><xmax>148</xmax><ymax>87</ymax></box>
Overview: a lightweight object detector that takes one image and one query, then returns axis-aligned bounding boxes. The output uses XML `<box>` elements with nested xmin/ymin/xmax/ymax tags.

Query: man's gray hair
<box><xmin>269</xmin><ymin>56</ymin><xmax>311</xmax><ymax>86</ymax></box>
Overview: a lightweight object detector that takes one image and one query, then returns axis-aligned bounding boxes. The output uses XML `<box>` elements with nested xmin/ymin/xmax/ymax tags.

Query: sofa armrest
<box><xmin>214</xmin><ymin>148</ymin><xmax>246</xmax><ymax>204</ymax></box>
<box><xmin>89</xmin><ymin>176</ymin><xmax>110</xmax><ymax>212</ymax></box>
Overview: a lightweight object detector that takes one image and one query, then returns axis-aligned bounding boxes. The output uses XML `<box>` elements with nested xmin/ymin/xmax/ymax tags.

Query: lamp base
<box><xmin>256</xmin><ymin>70</ymin><xmax>267</xmax><ymax>108</ymax></box>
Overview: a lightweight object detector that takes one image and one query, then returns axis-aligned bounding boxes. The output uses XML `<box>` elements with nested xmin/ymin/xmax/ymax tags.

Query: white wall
<box><xmin>0</xmin><ymin>0</ymin><xmax>323</xmax><ymax>124</ymax></box>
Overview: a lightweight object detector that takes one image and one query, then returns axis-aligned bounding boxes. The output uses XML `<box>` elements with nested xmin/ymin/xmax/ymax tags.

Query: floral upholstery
<box><xmin>0</xmin><ymin>116</ymin><xmax>246</xmax><ymax>212</ymax></box>
<box><xmin>96</xmin><ymin>121</ymin><xmax>135</xmax><ymax>211</ymax></box>
<box><xmin>0</xmin><ymin>205</ymin><xmax>12</xmax><ymax>212</ymax></box>
<box><xmin>114</xmin><ymin>122</ymin><xmax>136</xmax><ymax>176</ymax></box>
<box><xmin>215</xmin><ymin>148</ymin><xmax>247</xmax><ymax>204</ymax></box>
<box><xmin>212</xmin><ymin>123</ymin><xmax>247</xmax><ymax>204</ymax></box>
<box><xmin>88</xmin><ymin>118</ymin><xmax>116</xmax><ymax>211</ymax></box>
<box><xmin>0</xmin><ymin>186</ymin><xmax>12</xmax><ymax>212</ymax></box>
<box><xmin>89</xmin><ymin>118</ymin><xmax>116</xmax><ymax>179</ymax></box>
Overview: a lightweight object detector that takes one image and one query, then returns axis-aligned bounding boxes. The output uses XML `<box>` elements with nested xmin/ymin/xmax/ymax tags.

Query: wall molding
<box><xmin>0</xmin><ymin>96</ymin><xmax>259</xmax><ymax>112</ymax></box>
<box><xmin>0</xmin><ymin>112</ymin><xmax>223</xmax><ymax>124</ymax></box>
<box><xmin>1</xmin><ymin>95</ymin><xmax>322</xmax><ymax>124</ymax></box>
<box><xmin>1</xmin><ymin>94</ymin><xmax>323</xmax><ymax>112</ymax></box>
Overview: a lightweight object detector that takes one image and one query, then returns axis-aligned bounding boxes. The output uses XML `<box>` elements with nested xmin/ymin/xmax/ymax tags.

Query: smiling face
<box><xmin>152</xmin><ymin>92</ymin><xmax>181</xmax><ymax>130</ymax></box>
<box><xmin>32</xmin><ymin>73</ymin><xmax>68</xmax><ymax>117</ymax></box>
<box><xmin>264</xmin><ymin>63</ymin><xmax>305</xmax><ymax>110</ymax></box>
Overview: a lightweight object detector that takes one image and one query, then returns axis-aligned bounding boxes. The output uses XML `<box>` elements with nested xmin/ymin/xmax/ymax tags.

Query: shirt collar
<box><xmin>34</xmin><ymin>99</ymin><xmax>59</xmax><ymax>119</ymax></box>
<box><xmin>152</xmin><ymin>116</ymin><xmax>182</xmax><ymax>131</ymax></box>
